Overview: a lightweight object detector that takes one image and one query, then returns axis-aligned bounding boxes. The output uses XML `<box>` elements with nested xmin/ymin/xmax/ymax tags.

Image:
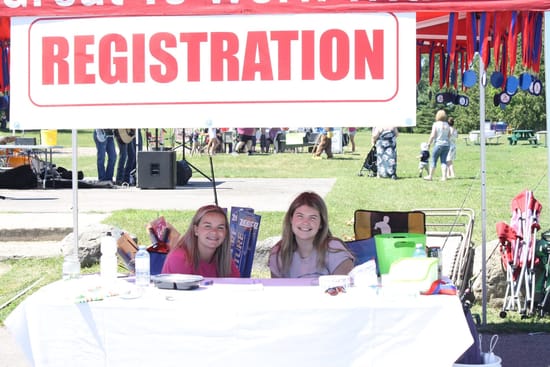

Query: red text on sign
<box><xmin>41</xmin><ymin>29</ymin><xmax>384</xmax><ymax>85</ymax></box>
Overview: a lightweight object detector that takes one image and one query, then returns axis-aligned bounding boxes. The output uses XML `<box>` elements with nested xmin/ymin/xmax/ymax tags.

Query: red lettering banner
<box><xmin>11</xmin><ymin>13</ymin><xmax>416</xmax><ymax>129</ymax></box>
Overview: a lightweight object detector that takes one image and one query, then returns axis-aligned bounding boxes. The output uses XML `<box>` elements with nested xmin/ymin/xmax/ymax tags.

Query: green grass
<box><xmin>1</xmin><ymin>128</ymin><xmax>550</xmax><ymax>331</ymax></box>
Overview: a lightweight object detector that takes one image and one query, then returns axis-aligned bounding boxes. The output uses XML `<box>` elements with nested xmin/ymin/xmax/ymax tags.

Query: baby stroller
<box><xmin>358</xmin><ymin>145</ymin><xmax>377</xmax><ymax>177</ymax></box>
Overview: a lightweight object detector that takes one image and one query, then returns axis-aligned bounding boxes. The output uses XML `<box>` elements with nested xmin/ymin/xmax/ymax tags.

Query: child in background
<box><xmin>418</xmin><ymin>142</ymin><xmax>430</xmax><ymax>177</ymax></box>
<box><xmin>190</xmin><ymin>129</ymin><xmax>201</xmax><ymax>156</ymax></box>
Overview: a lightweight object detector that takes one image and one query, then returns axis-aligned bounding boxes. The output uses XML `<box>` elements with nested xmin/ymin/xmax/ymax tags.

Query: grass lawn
<box><xmin>1</xmin><ymin>128</ymin><xmax>549</xmax><ymax>330</ymax></box>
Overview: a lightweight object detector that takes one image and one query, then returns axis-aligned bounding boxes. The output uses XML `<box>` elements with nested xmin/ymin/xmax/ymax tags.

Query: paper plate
<box><xmin>151</xmin><ymin>274</ymin><xmax>204</xmax><ymax>290</ymax></box>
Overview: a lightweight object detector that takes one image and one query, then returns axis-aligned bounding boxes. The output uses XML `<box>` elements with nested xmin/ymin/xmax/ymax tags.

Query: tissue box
<box><xmin>387</xmin><ymin>257</ymin><xmax>438</xmax><ymax>293</ymax></box>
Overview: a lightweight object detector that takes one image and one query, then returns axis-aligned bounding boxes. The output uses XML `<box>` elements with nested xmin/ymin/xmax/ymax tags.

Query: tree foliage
<box><xmin>416</xmin><ymin>41</ymin><xmax>546</xmax><ymax>134</ymax></box>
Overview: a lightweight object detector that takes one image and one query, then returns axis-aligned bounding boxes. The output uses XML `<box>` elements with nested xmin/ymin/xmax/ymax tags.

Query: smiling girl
<box><xmin>161</xmin><ymin>204</ymin><xmax>240</xmax><ymax>277</ymax></box>
<box><xmin>268</xmin><ymin>191</ymin><xmax>355</xmax><ymax>278</ymax></box>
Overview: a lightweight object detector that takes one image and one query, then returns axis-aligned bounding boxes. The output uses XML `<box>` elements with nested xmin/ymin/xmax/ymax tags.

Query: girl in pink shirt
<box><xmin>161</xmin><ymin>205</ymin><xmax>240</xmax><ymax>277</ymax></box>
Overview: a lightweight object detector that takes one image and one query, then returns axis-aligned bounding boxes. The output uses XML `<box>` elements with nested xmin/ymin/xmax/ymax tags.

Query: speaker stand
<box><xmin>174</xmin><ymin>129</ymin><xmax>218</xmax><ymax>206</ymax></box>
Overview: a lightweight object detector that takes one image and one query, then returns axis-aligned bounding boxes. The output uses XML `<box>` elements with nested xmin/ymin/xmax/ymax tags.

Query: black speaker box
<box><xmin>176</xmin><ymin>160</ymin><xmax>193</xmax><ymax>186</ymax></box>
<box><xmin>137</xmin><ymin>151</ymin><xmax>176</xmax><ymax>189</ymax></box>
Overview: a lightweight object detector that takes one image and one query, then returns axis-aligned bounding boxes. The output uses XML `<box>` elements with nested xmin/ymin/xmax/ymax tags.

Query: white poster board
<box><xmin>9</xmin><ymin>13</ymin><xmax>416</xmax><ymax>129</ymax></box>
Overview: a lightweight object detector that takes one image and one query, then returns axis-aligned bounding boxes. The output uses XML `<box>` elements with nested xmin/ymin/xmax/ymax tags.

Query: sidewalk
<box><xmin>0</xmin><ymin>177</ymin><xmax>336</xmax><ymax>214</ymax></box>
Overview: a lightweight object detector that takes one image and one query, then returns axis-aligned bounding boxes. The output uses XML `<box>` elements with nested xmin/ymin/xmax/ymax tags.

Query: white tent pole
<box><xmin>479</xmin><ymin>57</ymin><xmax>487</xmax><ymax>326</ymax></box>
<box><xmin>71</xmin><ymin>129</ymin><xmax>80</xmax><ymax>276</ymax></box>
<box><xmin>545</xmin><ymin>12</ymin><xmax>550</xmax><ymax>223</ymax></box>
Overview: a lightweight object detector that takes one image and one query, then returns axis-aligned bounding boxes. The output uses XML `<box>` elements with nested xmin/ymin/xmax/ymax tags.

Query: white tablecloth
<box><xmin>5</xmin><ymin>277</ymin><xmax>473</xmax><ymax>367</ymax></box>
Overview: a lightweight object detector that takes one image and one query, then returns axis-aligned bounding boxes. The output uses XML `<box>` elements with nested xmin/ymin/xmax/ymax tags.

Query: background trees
<box><xmin>415</xmin><ymin>46</ymin><xmax>546</xmax><ymax>134</ymax></box>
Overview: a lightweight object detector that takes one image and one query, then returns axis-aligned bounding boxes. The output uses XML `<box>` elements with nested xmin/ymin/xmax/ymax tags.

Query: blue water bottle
<box><xmin>135</xmin><ymin>245</ymin><xmax>150</xmax><ymax>287</ymax></box>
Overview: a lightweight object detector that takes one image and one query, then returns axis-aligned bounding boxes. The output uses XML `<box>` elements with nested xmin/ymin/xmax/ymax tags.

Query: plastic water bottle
<box><xmin>100</xmin><ymin>231</ymin><xmax>118</xmax><ymax>285</ymax></box>
<box><xmin>427</xmin><ymin>246</ymin><xmax>443</xmax><ymax>279</ymax></box>
<box><xmin>135</xmin><ymin>245</ymin><xmax>150</xmax><ymax>287</ymax></box>
<box><xmin>412</xmin><ymin>243</ymin><xmax>426</xmax><ymax>257</ymax></box>
<box><xmin>62</xmin><ymin>255</ymin><xmax>81</xmax><ymax>280</ymax></box>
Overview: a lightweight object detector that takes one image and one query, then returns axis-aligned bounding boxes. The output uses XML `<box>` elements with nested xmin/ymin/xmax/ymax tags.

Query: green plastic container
<box><xmin>374</xmin><ymin>233</ymin><xmax>426</xmax><ymax>274</ymax></box>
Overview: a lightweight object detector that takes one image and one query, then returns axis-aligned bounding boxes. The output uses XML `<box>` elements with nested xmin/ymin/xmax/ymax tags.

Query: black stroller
<box><xmin>358</xmin><ymin>145</ymin><xmax>377</xmax><ymax>177</ymax></box>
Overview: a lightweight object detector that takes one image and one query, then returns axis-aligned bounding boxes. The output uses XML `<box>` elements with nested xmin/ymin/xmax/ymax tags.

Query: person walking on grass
<box><xmin>424</xmin><ymin>109</ymin><xmax>451</xmax><ymax>181</ymax></box>
<box><xmin>446</xmin><ymin>117</ymin><xmax>458</xmax><ymax>178</ymax></box>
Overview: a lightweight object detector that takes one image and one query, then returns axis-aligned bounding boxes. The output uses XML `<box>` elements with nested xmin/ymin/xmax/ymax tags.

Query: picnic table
<box><xmin>508</xmin><ymin>129</ymin><xmax>538</xmax><ymax>145</ymax></box>
<box><xmin>464</xmin><ymin>130</ymin><xmax>501</xmax><ymax>145</ymax></box>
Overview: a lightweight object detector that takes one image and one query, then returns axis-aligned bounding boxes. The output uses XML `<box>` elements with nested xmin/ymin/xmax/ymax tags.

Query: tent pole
<box><xmin>545</xmin><ymin>12</ymin><xmax>550</xmax><ymax>233</ymax></box>
<box><xmin>479</xmin><ymin>57</ymin><xmax>487</xmax><ymax>326</ymax></box>
<box><xmin>71</xmin><ymin>129</ymin><xmax>79</xmax><ymax>273</ymax></box>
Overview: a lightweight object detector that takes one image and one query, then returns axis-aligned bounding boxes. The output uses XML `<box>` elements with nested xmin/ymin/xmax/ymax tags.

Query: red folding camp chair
<box><xmin>497</xmin><ymin>190</ymin><xmax>542</xmax><ymax>318</ymax></box>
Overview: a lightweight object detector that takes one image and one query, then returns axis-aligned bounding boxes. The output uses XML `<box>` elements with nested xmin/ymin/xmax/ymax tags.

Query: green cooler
<box><xmin>374</xmin><ymin>233</ymin><xmax>426</xmax><ymax>274</ymax></box>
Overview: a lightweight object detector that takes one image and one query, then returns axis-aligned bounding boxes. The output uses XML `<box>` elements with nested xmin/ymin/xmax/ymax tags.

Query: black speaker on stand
<box><xmin>172</xmin><ymin>129</ymin><xmax>218</xmax><ymax>204</ymax></box>
<box><xmin>137</xmin><ymin>151</ymin><xmax>176</xmax><ymax>189</ymax></box>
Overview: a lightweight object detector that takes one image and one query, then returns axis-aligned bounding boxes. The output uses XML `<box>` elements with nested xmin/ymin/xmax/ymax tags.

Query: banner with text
<box><xmin>10</xmin><ymin>13</ymin><xmax>415</xmax><ymax>129</ymax></box>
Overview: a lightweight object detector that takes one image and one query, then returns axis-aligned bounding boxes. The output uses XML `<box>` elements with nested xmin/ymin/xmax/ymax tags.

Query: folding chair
<box><xmin>353</xmin><ymin>209</ymin><xmax>426</xmax><ymax>240</ymax></box>
<box><xmin>347</xmin><ymin>209</ymin><xmax>426</xmax><ymax>274</ymax></box>
<box><xmin>497</xmin><ymin>190</ymin><xmax>542</xmax><ymax>318</ymax></box>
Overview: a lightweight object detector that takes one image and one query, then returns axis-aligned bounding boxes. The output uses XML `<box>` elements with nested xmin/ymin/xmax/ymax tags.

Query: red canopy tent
<box><xmin>1</xmin><ymin>1</ymin><xmax>549</xmax><ymax>326</ymax></box>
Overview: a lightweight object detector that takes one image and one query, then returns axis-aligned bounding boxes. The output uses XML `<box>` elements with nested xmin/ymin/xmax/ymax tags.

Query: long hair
<box><xmin>172</xmin><ymin>204</ymin><xmax>234</xmax><ymax>277</ymax></box>
<box><xmin>274</xmin><ymin>191</ymin><xmax>334</xmax><ymax>276</ymax></box>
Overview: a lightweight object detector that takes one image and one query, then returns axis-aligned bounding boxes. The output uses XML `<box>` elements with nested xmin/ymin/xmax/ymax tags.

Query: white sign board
<box><xmin>10</xmin><ymin>13</ymin><xmax>416</xmax><ymax>129</ymax></box>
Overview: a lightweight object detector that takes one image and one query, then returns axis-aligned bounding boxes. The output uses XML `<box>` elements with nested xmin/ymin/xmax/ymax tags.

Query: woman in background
<box><xmin>371</xmin><ymin>126</ymin><xmax>399</xmax><ymax>179</ymax></box>
<box><xmin>446</xmin><ymin>117</ymin><xmax>458</xmax><ymax>179</ymax></box>
<box><xmin>347</xmin><ymin>127</ymin><xmax>357</xmax><ymax>153</ymax></box>
<box><xmin>424</xmin><ymin>109</ymin><xmax>451</xmax><ymax>181</ymax></box>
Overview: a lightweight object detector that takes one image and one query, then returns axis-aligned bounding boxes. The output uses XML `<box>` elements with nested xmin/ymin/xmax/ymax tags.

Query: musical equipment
<box><xmin>137</xmin><ymin>151</ymin><xmax>176</xmax><ymax>189</ymax></box>
<box><xmin>115</xmin><ymin>129</ymin><xmax>136</xmax><ymax>144</ymax></box>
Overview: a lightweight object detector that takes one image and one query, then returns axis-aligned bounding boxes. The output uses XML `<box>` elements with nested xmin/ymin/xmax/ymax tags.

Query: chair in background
<box><xmin>347</xmin><ymin>210</ymin><xmax>426</xmax><ymax>272</ymax></box>
<box><xmin>353</xmin><ymin>209</ymin><xmax>426</xmax><ymax>240</ymax></box>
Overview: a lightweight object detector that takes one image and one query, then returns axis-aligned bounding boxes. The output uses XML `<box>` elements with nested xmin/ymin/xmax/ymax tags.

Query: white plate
<box><xmin>151</xmin><ymin>274</ymin><xmax>204</xmax><ymax>290</ymax></box>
